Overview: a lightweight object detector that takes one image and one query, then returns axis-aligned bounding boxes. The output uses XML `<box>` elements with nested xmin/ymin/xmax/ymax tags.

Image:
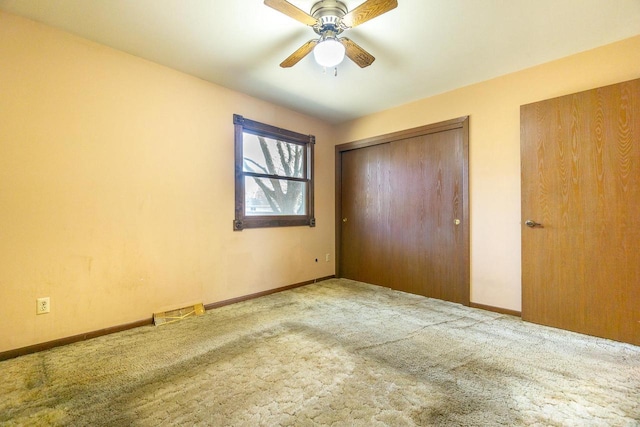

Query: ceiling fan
<box><xmin>264</xmin><ymin>0</ymin><xmax>398</xmax><ymax>69</ymax></box>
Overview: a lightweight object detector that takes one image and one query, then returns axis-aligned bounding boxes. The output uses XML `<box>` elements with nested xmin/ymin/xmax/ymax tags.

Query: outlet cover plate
<box><xmin>37</xmin><ymin>297</ymin><xmax>50</xmax><ymax>314</ymax></box>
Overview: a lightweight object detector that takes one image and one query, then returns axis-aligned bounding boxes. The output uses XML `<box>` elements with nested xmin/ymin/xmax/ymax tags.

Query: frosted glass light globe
<box><xmin>313</xmin><ymin>38</ymin><xmax>346</xmax><ymax>67</ymax></box>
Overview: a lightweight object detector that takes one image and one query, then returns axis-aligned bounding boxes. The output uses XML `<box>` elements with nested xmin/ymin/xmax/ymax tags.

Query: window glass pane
<box><xmin>242</xmin><ymin>133</ymin><xmax>304</xmax><ymax>178</ymax></box>
<box><xmin>245</xmin><ymin>177</ymin><xmax>306</xmax><ymax>216</ymax></box>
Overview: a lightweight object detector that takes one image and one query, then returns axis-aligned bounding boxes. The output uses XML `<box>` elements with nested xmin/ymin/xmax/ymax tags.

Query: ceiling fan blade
<box><xmin>341</xmin><ymin>38</ymin><xmax>375</xmax><ymax>68</ymax></box>
<box><xmin>264</xmin><ymin>0</ymin><xmax>317</xmax><ymax>26</ymax></box>
<box><xmin>280</xmin><ymin>39</ymin><xmax>318</xmax><ymax>68</ymax></box>
<box><xmin>342</xmin><ymin>0</ymin><xmax>398</xmax><ymax>28</ymax></box>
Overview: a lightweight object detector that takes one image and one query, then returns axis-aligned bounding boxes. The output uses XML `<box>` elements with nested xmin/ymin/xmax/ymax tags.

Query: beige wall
<box><xmin>335</xmin><ymin>35</ymin><xmax>640</xmax><ymax>312</ymax></box>
<box><xmin>0</xmin><ymin>12</ymin><xmax>336</xmax><ymax>352</ymax></box>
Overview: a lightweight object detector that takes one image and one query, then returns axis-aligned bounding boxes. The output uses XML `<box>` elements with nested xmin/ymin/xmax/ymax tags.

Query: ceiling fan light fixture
<box><xmin>313</xmin><ymin>38</ymin><xmax>345</xmax><ymax>67</ymax></box>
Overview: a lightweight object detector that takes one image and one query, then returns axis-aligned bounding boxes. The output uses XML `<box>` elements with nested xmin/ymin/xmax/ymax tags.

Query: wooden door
<box><xmin>390</xmin><ymin>131</ymin><xmax>466</xmax><ymax>303</ymax></box>
<box><xmin>340</xmin><ymin>142</ymin><xmax>392</xmax><ymax>287</ymax></box>
<box><xmin>337</xmin><ymin>117</ymin><xmax>469</xmax><ymax>305</ymax></box>
<box><xmin>521</xmin><ymin>79</ymin><xmax>640</xmax><ymax>345</ymax></box>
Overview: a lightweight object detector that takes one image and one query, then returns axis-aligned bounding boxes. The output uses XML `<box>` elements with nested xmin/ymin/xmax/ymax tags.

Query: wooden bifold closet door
<box><xmin>521</xmin><ymin>79</ymin><xmax>640</xmax><ymax>345</ymax></box>
<box><xmin>337</xmin><ymin>117</ymin><xmax>470</xmax><ymax>305</ymax></box>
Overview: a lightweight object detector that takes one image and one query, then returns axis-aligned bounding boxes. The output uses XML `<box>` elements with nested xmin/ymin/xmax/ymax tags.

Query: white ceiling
<box><xmin>2</xmin><ymin>0</ymin><xmax>640</xmax><ymax>124</ymax></box>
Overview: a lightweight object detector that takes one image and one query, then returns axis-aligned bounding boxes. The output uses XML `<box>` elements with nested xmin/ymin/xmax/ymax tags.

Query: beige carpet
<box><xmin>1</xmin><ymin>279</ymin><xmax>639</xmax><ymax>426</ymax></box>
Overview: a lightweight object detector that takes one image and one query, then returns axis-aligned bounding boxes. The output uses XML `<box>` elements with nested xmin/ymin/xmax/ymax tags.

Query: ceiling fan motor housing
<box><xmin>311</xmin><ymin>0</ymin><xmax>348</xmax><ymax>37</ymax></box>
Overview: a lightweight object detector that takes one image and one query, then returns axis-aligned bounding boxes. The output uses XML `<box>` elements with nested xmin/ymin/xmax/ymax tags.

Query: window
<box><xmin>233</xmin><ymin>114</ymin><xmax>315</xmax><ymax>230</ymax></box>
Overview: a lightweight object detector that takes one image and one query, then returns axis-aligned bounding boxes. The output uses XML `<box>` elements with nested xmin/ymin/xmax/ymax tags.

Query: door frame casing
<box><xmin>334</xmin><ymin>116</ymin><xmax>470</xmax><ymax>297</ymax></box>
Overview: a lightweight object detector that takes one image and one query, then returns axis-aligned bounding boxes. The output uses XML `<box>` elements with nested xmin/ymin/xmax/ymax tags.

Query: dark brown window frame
<box><xmin>233</xmin><ymin>114</ymin><xmax>315</xmax><ymax>231</ymax></box>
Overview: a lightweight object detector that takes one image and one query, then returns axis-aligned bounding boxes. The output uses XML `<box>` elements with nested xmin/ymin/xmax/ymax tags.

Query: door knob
<box><xmin>342</xmin><ymin>218</ymin><xmax>348</xmax><ymax>223</ymax></box>
<box><xmin>525</xmin><ymin>220</ymin><xmax>543</xmax><ymax>228</ymax></box>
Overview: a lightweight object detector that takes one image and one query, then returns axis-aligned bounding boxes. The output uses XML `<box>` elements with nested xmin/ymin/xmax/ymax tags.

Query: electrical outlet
<box><xmin>325</xmin><ymin>253</ymin><xmax>330</xmax><ymax>262</ymax></box>
<box><xmin>37</xmin><ymin>297</ymin><xmax>50</xmax><ymax>315</ymax></box>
